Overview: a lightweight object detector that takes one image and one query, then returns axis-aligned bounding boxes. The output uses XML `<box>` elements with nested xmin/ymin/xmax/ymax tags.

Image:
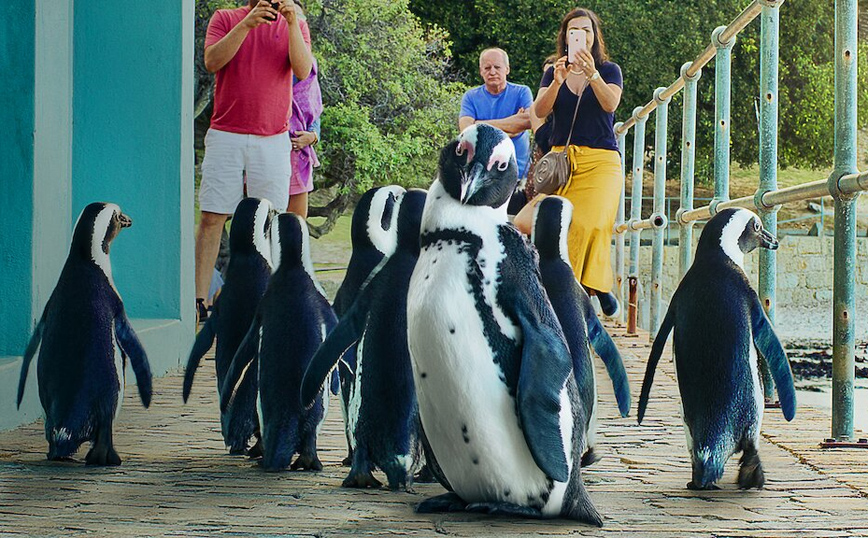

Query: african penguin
<box><xmin>406</xmin><ymin>124</ymin><xmax>602</xmax><ymax>525</ymax></box>
<box><xmin>17</xmin><ymin>202</ymin><xmax>152</xmax><ymax>466</ymax></box>
<box><xmin>332</xmin><ymin>185</ymin><xmax>405</xmax><ymax>465</ymax></box>
<box><xmin>183</xmin><ymin>197</ymin><xmax>275</xmax><ymax>455</ymax></box>
<box><xmin>531</xmin><ymin>196</ymin><xmax>631</xmax><ymax>465</ymax></box>
<box><xmin>638</xmin><ymin>207</ymin><xmax>796</xmax><ymax>490</ymax></box>
<box><xmin>220</xmin><ymin>213</ymin><xmax>338</xmax><ymax>471</ymax></box>
<box><xmin>301</xmin><ymin>189</ymin><xmax>428</xmax><ymax>491</ymax></box>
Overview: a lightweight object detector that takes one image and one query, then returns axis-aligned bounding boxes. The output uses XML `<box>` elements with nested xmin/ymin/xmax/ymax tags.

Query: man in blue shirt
<box><xmin>459</xmin><ymin>48</ymin><xmax>533</xmax><ymax>180</ymax></box>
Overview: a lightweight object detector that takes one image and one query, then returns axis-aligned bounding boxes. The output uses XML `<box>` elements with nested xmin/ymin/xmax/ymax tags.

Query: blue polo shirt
<box><xmin>460</xmin><ymin>82</ymin><xmax>533</xmax><ymax>179</ymax></box>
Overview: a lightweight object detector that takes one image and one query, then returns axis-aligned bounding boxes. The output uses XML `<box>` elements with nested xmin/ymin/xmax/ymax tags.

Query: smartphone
<box><xmin>266</xmin><ymin>0</ymin><xmax>280</xmax><ymax>21</ymax></box>
<box><xmin>568</xmin><ymin>29</ymin><xmax>587</xmax><ymax>65</ymax></box>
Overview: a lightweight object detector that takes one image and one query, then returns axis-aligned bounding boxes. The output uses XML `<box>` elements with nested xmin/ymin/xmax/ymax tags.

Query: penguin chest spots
<box><xmin>409</xmin><ymin>249</ymin><xmax>549</xmax><ymax>506</ymax></box>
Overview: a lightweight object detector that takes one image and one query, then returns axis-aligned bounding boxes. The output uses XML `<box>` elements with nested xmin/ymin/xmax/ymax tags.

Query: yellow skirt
<box><xmin>552</xmin><ymin>145</ymin><xmax>622</xmax><ymax>293</ymax></box>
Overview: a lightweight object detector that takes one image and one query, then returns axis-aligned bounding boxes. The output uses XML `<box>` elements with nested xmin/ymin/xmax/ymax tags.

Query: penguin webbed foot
<box><xmin>465</xmin><ymin>501</ymin><xmax>545</xmax><ymax>519</ymax></box>
<box><xmin>342</xmin><ymin>468</ymin><xmax>383</xmax><ymax>489</ymax></box>
<box><xmin>416</xmin><ymin>492</ymin><xmax>468</xmax><ymax>514</ymax></box>
<box><xmin>85</xmin><ymin>444</ymin><xmax>121</xmax><ymax>466</ymax></box>
<box><xmin>290</xmin><ymin>452</ymin><xmax>323</xmax><ymax>472</ymax></box>
<box><xmin>686</xmin><ymin>481</ymin><xmax>720</xmax><ymax>491</ymax></box>
<box><xmin>581</xmin><ymin>448</ymin><xmax>602</xmax><ymax>468</ymax></box>
<box><xmin>737</xmin><ymin>450</ymin><xmax>765</xmax><ymax>490</ymax></box>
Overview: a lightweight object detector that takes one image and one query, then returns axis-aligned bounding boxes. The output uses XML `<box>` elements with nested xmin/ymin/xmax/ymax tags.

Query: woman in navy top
<box><xmin>518</xmin><ymin>7</ymin><xmax>624</xmax><ymax>317</ymax></box>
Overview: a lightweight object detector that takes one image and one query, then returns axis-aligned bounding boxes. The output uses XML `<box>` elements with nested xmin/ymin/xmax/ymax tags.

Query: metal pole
<box><xmin>628</xmin><ymin>108</ymin><xmax>648</xmax><ymax>335</ymax></box>
<box><xmin>830</xmin><ymin>0</ymin><xmax>859</xmax><ymax>441</ymax></box>
<box><xmin>712</xmin><ymin>26</ymin><xmax>736</xmax><ymax>209</ymax></box>
<box><xmin>651</xmin><ymin>88</ymin><xmax>671</xmax><ymax>335</ymax></box>
<box><xmin>678</xmin><ymin>62</ymin><xmax>701</xmax><ymax>279</ymax></box>
<box><xmin>616</xmin><ymin>124</ymin><xmax>628</xmax><ymax>323</ymax></box>
<box><xmin>757</xmin><ymin>0</ymin><xmax>782</xmax><ymax>402</ymax></box>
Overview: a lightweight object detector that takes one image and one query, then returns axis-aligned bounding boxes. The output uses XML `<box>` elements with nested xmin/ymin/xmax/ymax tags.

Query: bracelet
<box><xmin>590</xmin><ymin>71</ymin><xmax>601</xmax><ymax>82</ymax></box>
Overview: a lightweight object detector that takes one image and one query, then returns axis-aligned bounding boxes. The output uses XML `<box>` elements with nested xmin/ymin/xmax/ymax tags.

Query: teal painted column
<box><xmin>73</xmin><ymin>0</ymin><xmax>187</xmax><ymax>320</ymax></box>
<box><xmin>651</xmin><ymin>88</ymin><xmax>671</xmax><ymax>335</ymax></box>
<box><xmin>712</xmin><ymin>26</ymin><xmax>735</xmax><ymax>209</ymax></box>
<box><xmin>830</xmin><ymin>0</ymin><xmax>859</xmax><ymax>441</ymax></box>
<box><xmin>757</xmin><ymin>0</ymin><xmax>782</xmax><ymax>402</ymax></box>
<box><xmin>677</xmin><ymin>62</ymin><xmax>701</xmax><ymax>279</ymax></box>
<box><xmin>615</xmin><ymin>123</ymin><xmax>627</xmax><ymax>321</ymax></box>
<box><xmin>0</xmin><ymin>0</ymin><xmax>36</xmax><ymax>357</ymax></box>
<box><xmin>33</xmin><ymin>0</ymin><xmax>74</xmax><ymax>324</ymax></box>
<box><xmin>628</xmin><ymin>109</ymin><xmax>648</xmax><ymax>282</ymax></box>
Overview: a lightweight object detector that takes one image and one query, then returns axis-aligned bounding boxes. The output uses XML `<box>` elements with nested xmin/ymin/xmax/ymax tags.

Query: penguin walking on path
<box><xmin>531</xmin><ymin>196</ymin><xmax>631</xmax><ymax>465</ymax></box>
<box><xmin>183</xmin><ymin>198</ymin><xmax>274</xmax><ymax>455</ymax></box>
<box><xmin>638</xmin><ymin>208</ymin><xmax>796</xmax><ymax>490</ymax></box>
<box><xmin>17</xmin><ymin>202</ymin><xmax>152</xmax><ymax>466</ymax></box>
<box><xmin>301</xmin><ymin>189</ymin><xmax>428</xmax><ymax>491</ymax></box>
<box><xmin>331</xmin><ymin>185</ymin><xmax>404</xmax><ymax>465</ymax></box>
<box><xmin>406</xmin><ymin>124</ymin><xmax>602</xmax><ymax>525</ymax></box>
<box><xmin>220</xmin><ymin>213</ymin><xmax>337</xmax><ymax>472</ymax></box>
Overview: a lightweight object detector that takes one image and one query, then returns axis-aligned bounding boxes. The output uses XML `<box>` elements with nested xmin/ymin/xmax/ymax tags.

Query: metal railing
<box><xmin>610</xmin><ymin>0</ymin><xmax>863</xmax><ymax>443</ymax></box>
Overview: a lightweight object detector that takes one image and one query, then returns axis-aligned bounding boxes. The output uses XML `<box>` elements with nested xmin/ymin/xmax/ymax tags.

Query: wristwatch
<box><xmin>590</xmin><ymin>71</ymin><xmax>601</xmax><ymax>82</ymax></box>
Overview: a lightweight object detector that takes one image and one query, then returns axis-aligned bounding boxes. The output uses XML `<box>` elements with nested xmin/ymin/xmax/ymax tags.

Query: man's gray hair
<box><xmin>479</xmin><ymin>47</ymin><xmax>509</xmax><ymax>68</ymax></box>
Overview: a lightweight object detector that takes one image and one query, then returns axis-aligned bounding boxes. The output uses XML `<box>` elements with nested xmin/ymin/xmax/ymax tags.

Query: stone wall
<box><xmin>625</xmin><ymin>234</ymin><xmax>868</xmax><ymax>328</ymax></box>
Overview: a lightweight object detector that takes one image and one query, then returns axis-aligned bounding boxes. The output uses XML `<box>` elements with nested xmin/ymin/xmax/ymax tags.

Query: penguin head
<box><xmin>697</xmin><ymin>208</ymin><xmax>779</xmax><ymax>268</ymax></box>
<box><xmin>70</xmin><ymin>202</ymin><xmax>131</xmax><ymax>286</ymax></box>
<box><xmin>229</xmin><ymin>197</ymin><xmax>275</xmax><ymax>266</ymax></box>
<box><xmin>351</xmin><ymin>185</ymin><xmax>405</xmax><ymax>257</ymax></box>
<box><xmin>530</xmin><ymin>196</ymin><xmax>572</xmax><ymax>264</ymax></box>
<box><xmin>270</xmin><ymin>212</ymin><xmax>310</xmax><ymax>272</ymax></box>
<box><xmin>395</xmin><ymin>189</ymin><xmax>428</xmax><ymax>253</ymax></box>
<box><xmin>438</xmin><ymin>124</ymin><xmax>518</xmax><ymax>208</ymax></box>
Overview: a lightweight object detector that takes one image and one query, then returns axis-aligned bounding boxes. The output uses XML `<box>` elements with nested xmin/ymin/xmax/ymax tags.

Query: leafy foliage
<box><xmin>409</xmin><ymin>0</ymin><xmax>868</xmax><ymax>181</ymax></box>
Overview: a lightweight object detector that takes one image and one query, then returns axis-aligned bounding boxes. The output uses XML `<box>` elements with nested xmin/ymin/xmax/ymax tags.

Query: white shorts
<box><xmin>199</xmin><ymin>128</ymin><xmax>291</xmax><ymax>214</ymax></box>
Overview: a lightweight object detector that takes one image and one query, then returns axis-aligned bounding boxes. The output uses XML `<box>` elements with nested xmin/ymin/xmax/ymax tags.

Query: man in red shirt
<box><xmin>196</xmin><ymin>0</ymin><xmax>312</xmax><ymax>321</ymax></box>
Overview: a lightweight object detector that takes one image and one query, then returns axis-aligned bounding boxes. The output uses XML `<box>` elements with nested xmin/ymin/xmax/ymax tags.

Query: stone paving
<box><xmin>1</xmin><ymin>323</ymin><xmax>867</xmax><ymax>537</ymax></box>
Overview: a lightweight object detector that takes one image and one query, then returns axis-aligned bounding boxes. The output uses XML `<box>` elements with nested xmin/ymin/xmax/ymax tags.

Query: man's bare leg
<box><xmin>195</xmin><ymin>211</ymin><xmax>231</xmax><ymax>313</ymax></box>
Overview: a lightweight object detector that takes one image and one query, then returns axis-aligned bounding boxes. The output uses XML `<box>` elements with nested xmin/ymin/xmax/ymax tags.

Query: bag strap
<box><xmin>562</xmin><ymin>79</ymin><xmax>588</xmax><ymax>149</ymax></box>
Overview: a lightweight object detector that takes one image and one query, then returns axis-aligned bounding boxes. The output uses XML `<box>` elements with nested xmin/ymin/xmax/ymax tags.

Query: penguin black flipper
<box><xmin>586</xmin><ymin>313</ymin><xmax>631</xmax><ymax>417</ymax></box>
<box><xmin>182</xmin><ymin>309</ymin><xmax>217</xmax><ymax>403</ymax></box>
<box><xmin>114</xmin><ymin>308</ymin><xmax>153</xmax><ymax>408</ymax></box>
<box><xmin>638</xmin><ymin>304</ymin><xmax>675</xmax><ymax>424</ymax></box>
<box><xmin>17</xmin><ymin>307</ymin><xmax>47</xmax><ymax>408</ymax></box>
<box><xmin>499</xmin><ymin>228</ymin><xmax>572</xmax><ymax>483</ymax></box>
<box><xmin>220</xmin><ymin>317</ymin><xmax>261</xmax><ymax>413</ymax></box>
<box><xmin>300</xmin><ymin>287</ymin><xmax>370</xmax><ymax>407</ymax></box>
<box><xmin>750</xmin><ymin>297</ymin><xmax>796</xmax><ymax>421</ymax></box>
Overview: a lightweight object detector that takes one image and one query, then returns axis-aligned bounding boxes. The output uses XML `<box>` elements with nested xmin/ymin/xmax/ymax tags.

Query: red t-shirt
<box><xmin>205</xmin><ymin>7</ymin><xmax>311</xmax><ymax>136</ymax></box>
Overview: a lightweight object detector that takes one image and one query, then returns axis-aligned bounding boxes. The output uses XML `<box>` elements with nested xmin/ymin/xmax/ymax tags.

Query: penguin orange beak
<box><xmin>460</xmin><ymin>162</ymin><xmax>485</xmax><ymax>204</ymax></box>
<box><xmin>119</xmin><ymin>213</ymin><xmax>132</xmax><ymax>228</ymax></box>
<box><xmin>759</xmin><ymin>228</ymin><xmax>778</xmax><ymax>250</ymax></box>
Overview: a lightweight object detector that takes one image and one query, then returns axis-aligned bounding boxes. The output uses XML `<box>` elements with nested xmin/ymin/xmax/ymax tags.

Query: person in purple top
<box><xmin>458</xmin><ymin>48</ymin><xmax>533</xmax><ymax>182</ymax></box>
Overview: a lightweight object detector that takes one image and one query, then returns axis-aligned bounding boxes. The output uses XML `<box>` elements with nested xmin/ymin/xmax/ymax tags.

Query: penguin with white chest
<box><xmin>332</xmin><ymin>185</ymin><xmax>405</xmax><ymax>465</ymax></box>
<box><xmin>301</xmin><ymin>189</ymin><xmax>428</xmax><ymax>491</ymax></box>
<box><xmin>531</xmin><ymin>196</ymin><xmax>631</xmax><ymax>464</ymax></box>
<box><xmin>406</xmin><ymin>124</ymin><xmax>602</xmax><ymax>525</ymax></box>
<box><xmin>183</xmin><ymin>197</ymin><xmax>274</xmax><ymax>455</ymax></box>
<box><xmin>220</xmin><ymin>213</ymin><xmax>338</xmax><ymax>471</ymax></box>
<box><xmin>17</xmin><ymin>202</ymin><xmax>152</xmax><ymax>465</ymax></box>
<box><xmin>638</xmin><ymin>208</ymin><xmax>796</xmax><ymax>490</ymax></box>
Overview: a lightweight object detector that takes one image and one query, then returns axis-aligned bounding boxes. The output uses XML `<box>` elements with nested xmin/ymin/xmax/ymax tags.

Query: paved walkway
<box><xmin>1</xmin><ymin>323</ymin><xmax>867</xmax><ymax>537</ymax></box>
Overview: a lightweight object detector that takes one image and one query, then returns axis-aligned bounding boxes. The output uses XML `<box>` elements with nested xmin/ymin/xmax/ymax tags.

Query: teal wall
<box><xmin>0</xmin><ymin>0</ymin><xmax>36</xmax><ymax>357</ymax></box>
<box><xmin>0</xmin><ymin>0</ymin><xmax>195</xmax><ymax>431</ymax></box>
<box><xmin>73</xmin><ymin>2</ymin><xmax>185</xmax><ymax>319</ymax></box>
